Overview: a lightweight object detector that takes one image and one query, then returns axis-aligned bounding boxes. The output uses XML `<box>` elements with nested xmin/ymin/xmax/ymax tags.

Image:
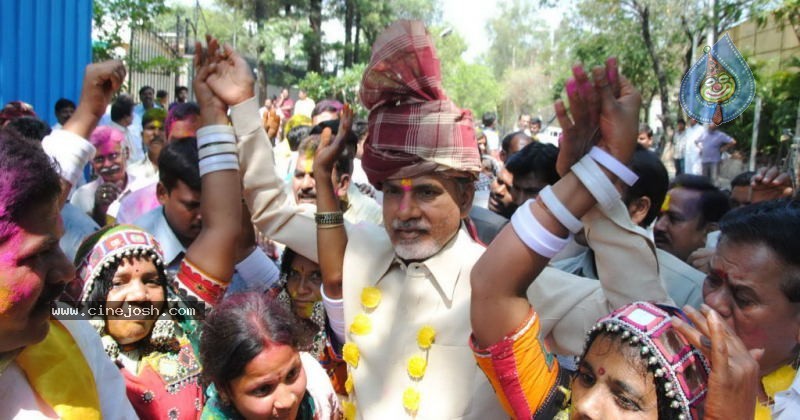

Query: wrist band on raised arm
<box><xmin>572</xmin><ymin>155</ymin><xmax>620</xmax><ymax>211</ymax></box>
<box><xmin>589</xmin><ymin>146</ymin><xmax>638</xmax><ymax>187</ymax></box>
<box><xmin>315</xmin><ymin>211</ymin><xmax>344</xmax><ymax>226</ymax></box>
<box><xmin>197</xmin><ymin>125</ymin><xmax>236</xmax><ymax>149</ymax></box>
<box><xmin>198</xmin><ymin>142</ymin><xmax>239</xmax><ymax>160</ymax></box>
<box><xmin>510</xmin><ymin>199</ymin><xmax>572</xmax><ymax>258</ymax></box>
<box><xmin>538</xmin><ymin>186</ymin><xmax>583</xmax><ymax>233</ymax></box>
<box><xmin>199</xmin><ymin>153</ymin><xmax>239</xmax><ymax>177</ymax></box>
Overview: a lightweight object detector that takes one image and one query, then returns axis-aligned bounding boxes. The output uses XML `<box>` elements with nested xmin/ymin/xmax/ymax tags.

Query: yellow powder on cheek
<box><xmin>661</xmin><ymin>193</ymin><xmax>671</xmax><ymax>213</ymax></box>
<box><xmin>0</xmin><ymin>285</ymin><xmax>12</xmax><ymax>312</ymax></box>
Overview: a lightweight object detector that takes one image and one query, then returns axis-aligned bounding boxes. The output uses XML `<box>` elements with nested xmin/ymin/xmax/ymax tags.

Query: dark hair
<box><xmin>165</xmin><ymin>102</ymin><xmax>200</xmax><ymax>140</ymax></box>
<box><xmin>504</xmin><ymin>142</ymin><xmax>559</xmax><ymax>185</ymax></box>
<box><xmin>158</xmin><ymin>137</ymin><xmax>201</xmax><ymax>192</ymax></box>
<box><xmin>482</xmin><ymin>112</ymin><xmax>496</xmax><ymax>127</ymax></box>
<box><xmin>6</xmin><ymin>116</ymin><xmax>51</xmax><ymax>141</ymax></box>
<box><xmin>200</xmin><ymin>292</ymin><xmax>313</xmax><ymax>387</ymax></box>
<box><xmin>287</xmin><ymin>125</ymin><xmax>312</xmax><ymax>152</ymax></box>
<box><xmin>139</xmin><ymin>85</ymin><xmax>154</xmax><ymax>96</ymax></box>
<box><xmin>175</xmin><ymin>86</ymin><xmax>189</xmax><ymax>97</ymax></box>
<box><xmin>669</xmin><ymin>174</ymin><xmax>730</xmax><ymax>227</ymax></box>
<box><xmin>676</xmin><ymin>118</ymin><xmax>686</xmax><ymax>125</ymax></box>
<box><xmin>719</xmin><ymin>199</ymin><xmax>800</xmax><ymax>302</ymax></box>
<box><xmin>280</xmin><ymin>248</ymin><xmax>298</xmax><ymax>277</ymax></box>
<box><xmin>624</xmin><ymin>145</ymin><xmax>669</xmax><ymax>227</ymax></box>
<box><xmin>530</xmin><ymin>117</ymin><xmax>542</xmax><ymax>125</ymax></box>
<box><xmin>305</xmin><ymin>119</ymin><xmax>357</xmax><ymax>176</ymax></box>
<box><xmin>730</xmin><ymin>171</ymin><xmax>755</xmax><ymax>188</ymax></box>
<box><xmin>0</xmin><ymin>130</ymin><xmax>62</xmax><ymax>243</ymax></box>
<box><xmin>54</xmin><ymin>98</ymin><xmax>76</xmax><ymax>113</ymax></box>
<box><xmin>110</xmin><ymin>95</ymin><xmax>135</xmax><ymax>123</ymax></box>
<box><xmin>156</xmin><ymin>90</ymin><xmax>168</xmax><ymax>99</ymax></box>
<box><xmin>501</xmin><ymin>131</ymin><xmax>530</xmax><ymax>155</ymax></box>
<box><xmin>311</xmin><ymin>100</ymin><xmax>343</xmax><ymax>119</ymax></box>
<box><xmin>639</xmin><ymin>124</ymin><xmax>653</xmax><ymax>137</ymax></box>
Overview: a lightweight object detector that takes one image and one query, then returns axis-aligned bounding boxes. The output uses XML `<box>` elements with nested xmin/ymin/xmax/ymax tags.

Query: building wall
<box><xmin>0</xmin><ymin>0</ymin><xmax>92</xmax><ymax>126</ymax></box>
<box><xmin>728</xmin><ymin>14</ymin><xmax>800</xmax><ymax>72</ymax></box>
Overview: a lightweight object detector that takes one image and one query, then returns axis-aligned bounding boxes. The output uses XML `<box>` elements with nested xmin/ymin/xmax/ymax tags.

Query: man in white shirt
<box><xmin>293</xmin><ymin>89</ymin><xmax>315</xmax><ymax>118</ymax></box>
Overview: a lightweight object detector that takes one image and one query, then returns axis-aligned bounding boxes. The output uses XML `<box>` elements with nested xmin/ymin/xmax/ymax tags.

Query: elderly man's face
<box><xmin>382</xmin><ymin>175</ymin><xmax>471</xmax><ymax>261</ymax></box>
<box><xmin>293</xmin><ymin>153</ymin><xmax>318</xmax><ymax>205</ymax></box>
<box><xmin>703</xmin><ymin>238</ymin><xmax>800</xmax><ymax>377</ymax></box>
<box><xmin>0</xmin><ymin>199</ymin><xmax>74</xmax><ymax>352</ymax></box>
<box><xmin>518</xmin><ymin>115</ymin><xmax>531</xmax><ymax>130</ymax></box>
<box><xmin>91</xmin><ymin>141</ymin><xmax>127</xmax><ymax>185</ymax></box>
<box><xmin>654</xmin><ymin>187</ymin><xmax>708</xmax><ymax>262</ymax></box>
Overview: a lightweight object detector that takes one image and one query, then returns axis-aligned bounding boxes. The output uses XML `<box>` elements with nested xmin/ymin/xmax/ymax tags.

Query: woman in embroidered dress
<box><xmin>199</xmin><ymin>291</ymin><xmax>341</xmax><ymax>419</ymax></box>
<box><xmin>268</xmin><ymin>248</ymin><xmax>348</xmax><ymax>395</ymax></box>
<box><xmin>69</xmin><ymin>39</ymin><xmax>243</xmax><ymax>419</ymax></box>
<box><xmin>469</xmin><ymin>59</ymin><xmax>763</xmax><ymax>418</ymax></box>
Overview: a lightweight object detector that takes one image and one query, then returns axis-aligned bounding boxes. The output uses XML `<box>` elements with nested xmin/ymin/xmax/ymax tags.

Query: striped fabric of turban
<box><xmin>359</xmin><ymin>20</ymin><xmax>480</xmax><ymax>187</ymax></box>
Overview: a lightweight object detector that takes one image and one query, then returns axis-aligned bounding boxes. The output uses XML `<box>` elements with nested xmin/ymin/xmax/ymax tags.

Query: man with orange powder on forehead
<box><xmin>199</xmin><ymin>21</ymin><xmax>667</xmax><ymax>418</ymax></box>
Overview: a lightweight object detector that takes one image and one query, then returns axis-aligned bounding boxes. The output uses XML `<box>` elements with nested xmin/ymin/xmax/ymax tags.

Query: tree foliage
<box><xmin>93</xmin><ymin>0</ymin><xmax>169</xmax><ymax>61</ymax></box>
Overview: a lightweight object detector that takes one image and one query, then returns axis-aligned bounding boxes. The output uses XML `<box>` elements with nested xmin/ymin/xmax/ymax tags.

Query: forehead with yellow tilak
<box><xmin>302</xmin><ymin>149</ymin><xmax>314</xmax><ymax>173</ymax></box>
<box><xmin>400</xmin><ymin>178</ymin><xmax>413</xmax><ymax>192</ymax></box>
<box><xmin>661</xmin><ymin>192</ymin><xmax>671</xmax><ymax>213</ymax></box>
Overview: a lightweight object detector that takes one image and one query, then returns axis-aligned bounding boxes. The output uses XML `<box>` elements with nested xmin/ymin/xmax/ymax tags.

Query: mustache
<box><xmin>39</xmin><ymin>284</ymin><xmax>65</xmax><ymax>305</ymax></box>
<box><xmin>392</xmin><ymin>219</ymin><xmax>431</xmax><ymax>231</ymax></box>
<box><xmin>654</xmin><ymin>232</ymin><xmax>669</xmax><ymax>243</ymax></box>
<box><xmin>98</xmin><ymin>164</ymin><xmax>121</xmax><ymax>175</ymax></box>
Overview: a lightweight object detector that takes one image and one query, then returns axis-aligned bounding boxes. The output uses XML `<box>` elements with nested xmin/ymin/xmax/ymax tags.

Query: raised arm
<box><xmin>312</xmin><ymin>106</ymin><xmax>354</xmax><ymax>299</ymax></box>
<box><xmin>471</xmin><ymin>60</ymin><xmax>641</xmax><ymax>348</ymax></box>
<box><xmin>202</xmin><ymin>37</ymin><xmax>318</xmax><ymax>262</ymax></box>
<box><xmin>180</xmin><ymin>37</ymin><xmax>241</xmax><ymax>291</ymax></box>
<box><xmin>42</xmin><ymin>61</ymin><xmax>126</xmax><ymax>205</ymax></box>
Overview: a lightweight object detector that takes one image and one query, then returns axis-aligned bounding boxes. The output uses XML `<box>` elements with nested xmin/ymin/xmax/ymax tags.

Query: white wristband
<box><xmin>572</xmin><ymin>155</ymin><xmax>620</xmax><ymax>211</ymax></box>
<box><xmin>589</xmin><ymin>146</ymin><xmax>638</xmax><ymax>186</ymax></box>
<box><xmin>235</xmin><ymin>248</ymin><xmax>280</xmax><ymax>291</ymax></box>
<box><xmin>198</xmin><ymin>142</ymin><xmax>239</xmax><ymax>160</ymax></box>
<box><xmin>510</xmin><ymin>199</ymin><xmax>572</xmax><ymax>258</ymax></box>
<box><xmin>199</xmin><ymin>153</ymin><xmax>239</xmax><ymax>177</ymax></box>
<box><xmin>539</xmin><ymin>186</ymin><xmax>583</xmax><ymax>233</ymax></box>
<box><xmin>197</xmin><ymin>125</ymin><xmax>236</xmax><ymax>149</ymax></box>
<box><xmin>321</xmin><ymin>285</ymin><xmax>346</xmax><ymax>345</ymax></box>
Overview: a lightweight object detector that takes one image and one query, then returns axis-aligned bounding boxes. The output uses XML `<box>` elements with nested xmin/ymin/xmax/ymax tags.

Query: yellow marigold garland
<box><xmin>407</xmin><ymin>354</ymin><xmax>427</xmax><ymax>379</ymax></box>
<box><xmin>343</xmin><ymin>342</ymin><xmax>360</xmax><ymax>368</ymax></box>
<box><xmin>349</xmin><ymin>313</ymin><xmax>372</xmax><ymax>335</ymax></box>
<box><xmin>360</xmin><ymin>286</ymin><xmax>382</xmax><ymax>309</ymax></box>
<box><xmin>402</xmin><ymin>387</ymin><xmax>421</xmax><ymax>413</ymax></box>
<box><xmin>342</xmin><ymin>400</ymin><xmax>357</xmax><ymax>420</ymax></box>
<box><xmin>417</xmin><ymin>325</ymin><xmax>436</xmax><ymax>349</ymax></box>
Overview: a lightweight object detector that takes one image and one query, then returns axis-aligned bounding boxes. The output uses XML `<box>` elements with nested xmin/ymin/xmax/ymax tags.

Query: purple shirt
<box><xmin>697</xmin><ymin>130</ymin><xmax>733</xmax><ymax>163</ymax></box>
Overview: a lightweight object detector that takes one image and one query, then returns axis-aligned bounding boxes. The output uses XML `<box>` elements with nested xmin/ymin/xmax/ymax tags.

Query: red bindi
<box><xmin>598</xmin><ymin>367</ymin><xmax>605</xmax><ymax>376</ymax></box>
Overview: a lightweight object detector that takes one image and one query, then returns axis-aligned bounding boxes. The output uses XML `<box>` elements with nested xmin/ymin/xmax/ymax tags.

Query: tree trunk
<box><xmin>354</xmin><ymin>11</ymin><xmax>361</xmax><ymax>64</ymax></box>
<box><xmin>307</xmin><ymin>0</ymin><xmax>323</xmax><ymax>73</ymax></box>
<box><xmin>344</xmin><ymin>0</ymin><xmax>355</xmax><ymax>68</ymax></box>
<box><xmin>637</xmin><ymin>1</ymin><xmax>672</xmax><ymax>131</ymax></box>
<box><xmin>254</xmin><ymin>0</ymin><xmax>269</xmax><ymax>100</ymax></box>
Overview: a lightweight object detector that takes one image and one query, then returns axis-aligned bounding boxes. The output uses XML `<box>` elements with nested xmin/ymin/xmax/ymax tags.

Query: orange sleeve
<box><xmin>471</xmin><ymin>308</ymin><xmax>562</xmax><ymax>419</ymax></box>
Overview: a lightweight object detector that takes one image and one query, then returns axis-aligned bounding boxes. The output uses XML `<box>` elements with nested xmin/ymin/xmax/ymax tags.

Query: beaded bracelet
<box><xmin>315</xmin><ymin>211</ymin><xmax>344</xmax><ymax>226</ymax></box>
<box><xmin>589</xmin><ymin>146</ymin><xmax>638</xmax><ymax>187</ymax></box>
<box><xmin>510</xmin><ymin>199</ymin><xmax>572</xmax><ymax>258</ymax></box>
<box><xmin>538</xmin><ymin>186</ymin><xmax>583</xmax><ymax>234</ymax></box>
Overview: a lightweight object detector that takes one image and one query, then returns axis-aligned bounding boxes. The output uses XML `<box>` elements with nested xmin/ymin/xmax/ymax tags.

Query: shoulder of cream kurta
<box><xmin>340</xmin><ymin>226</ymin><xmax>506</xmax><ymax>419</ymax></box>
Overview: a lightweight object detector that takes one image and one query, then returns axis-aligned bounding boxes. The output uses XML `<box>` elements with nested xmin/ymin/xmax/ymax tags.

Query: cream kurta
<box><xmin>231</xmin><ymin>97</ymin><xmax>667</xmax><ymax>418</ymax></box>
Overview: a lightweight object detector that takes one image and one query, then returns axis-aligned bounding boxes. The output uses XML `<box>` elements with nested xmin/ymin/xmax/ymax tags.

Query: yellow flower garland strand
<box><xmin>347</xmin><ymin>286</ymin><xmax>439</xmax><ymax>416</ymax></box>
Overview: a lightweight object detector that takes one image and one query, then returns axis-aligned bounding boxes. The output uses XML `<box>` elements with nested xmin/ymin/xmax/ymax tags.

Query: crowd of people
<box><xmin>0</xmin><ymin>20</ymin><xmax>798</xmax><ymax>420</ymax></box>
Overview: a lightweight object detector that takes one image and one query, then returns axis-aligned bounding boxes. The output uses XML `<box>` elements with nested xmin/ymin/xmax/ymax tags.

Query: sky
<box><xmin>179</xmin><ymin>0</ymin><xmax>565</xmax><ymax>64</ymax></box>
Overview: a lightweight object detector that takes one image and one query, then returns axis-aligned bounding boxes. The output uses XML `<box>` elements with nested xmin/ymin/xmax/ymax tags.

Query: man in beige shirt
<box><xmin>199</xmin><ymin>23</ymin><xmax>668</xmax><ymax>418</ymax></box>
